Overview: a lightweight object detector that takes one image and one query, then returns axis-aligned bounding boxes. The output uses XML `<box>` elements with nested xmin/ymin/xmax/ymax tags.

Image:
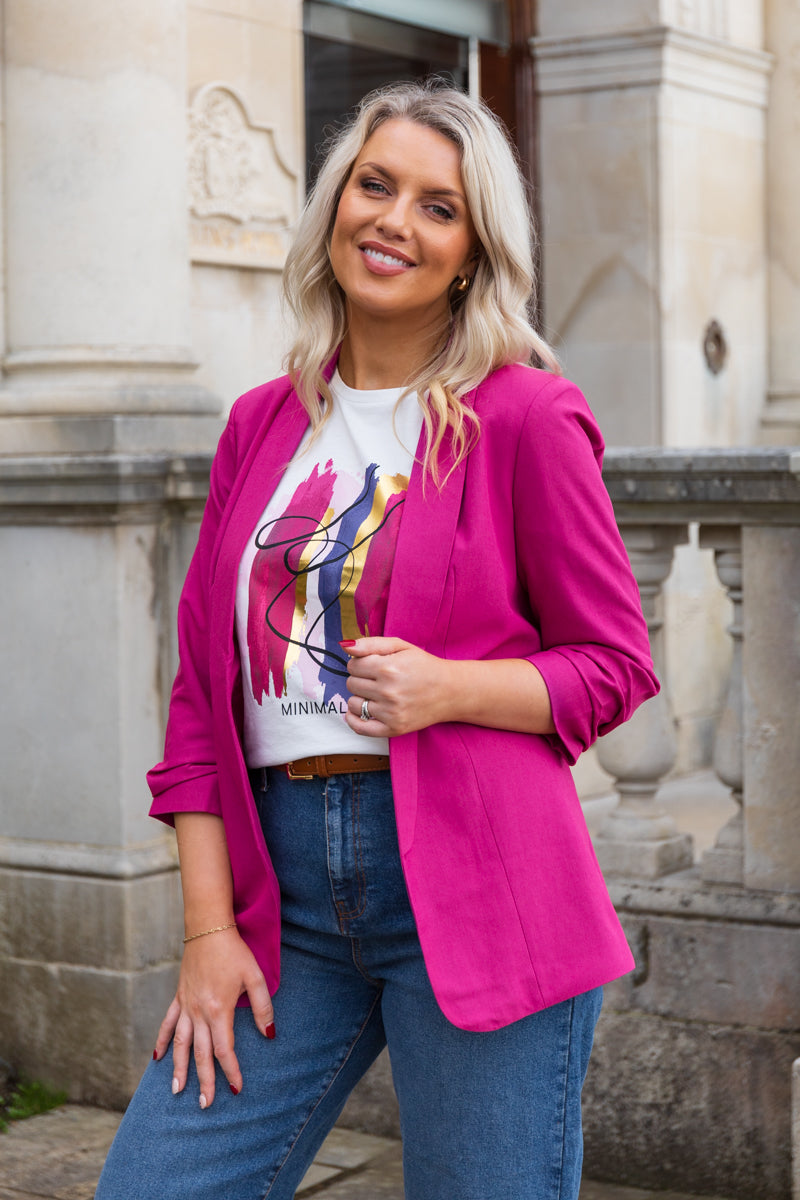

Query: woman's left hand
<box><xmin>343</xmin><ymin>637</ymin><xmax>453</xmax><ymax>737</ymax></box>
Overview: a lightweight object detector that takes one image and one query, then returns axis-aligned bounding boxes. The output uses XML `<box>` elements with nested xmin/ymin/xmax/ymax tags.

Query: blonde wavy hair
<box><xmin>283</xmin><ymin>79</ymin><xmax>559</xmax><ymax>481</ymax></box>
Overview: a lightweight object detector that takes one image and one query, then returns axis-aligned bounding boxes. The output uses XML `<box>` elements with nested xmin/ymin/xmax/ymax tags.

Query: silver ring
<box><xmin>360</xmin><ymin>699</ymin><xmax>371</xmax><ymax>722</ymax></box>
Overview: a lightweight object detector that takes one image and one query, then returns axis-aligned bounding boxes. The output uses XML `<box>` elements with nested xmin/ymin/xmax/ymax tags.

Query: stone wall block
<box><xmin>0</xmin><ymin>959</ymin><xmax>178</xmax><ymax>1107</ymax></box>
<box><xmin>613</xmin><ymin>912</ymin><xmax>800</xmax><ymax>1029</ymax></box>
<box><xmin>0</xmin><ymin>867</ymin><xmax>182</xmax><ymax>972</ymax></box>
<box><xmin>584</xmin><ymin>1007</ymin><xmax>800</xmax><ymax>1199</ymax></box>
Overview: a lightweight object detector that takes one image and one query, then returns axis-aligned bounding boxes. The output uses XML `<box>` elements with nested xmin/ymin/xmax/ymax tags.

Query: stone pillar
<box><xmin>594</xmin><ymin>525</ymin><xmax>694</xmax><ymax>877</ymax></box>
<box><xmin>761</xmin><ymin>0</ymin><xmax>800</xmax><ymax>443</ymax></box>
<box><xmin>0</xmin><ymin>2</ymin><xmax>220</xmax><ymax>1104</ymax></box>
<box><xmin>742</xmin><ymin>524</ymin><xmax>800</xmax><ymax>894</ymax></box>
<box><xmin>0</xmin><ymin>0</ymin><xmax>219</xmax><ymax>454</ymax></box>
<box><xmin>532</xmin><ymin>1</ymin><xmax>772</xmax><ymax>448</ymax></box>
<box><xmin>700</xmin><ymin>526</ymin><xmax>744</xmax><ymax>884</ymax></box>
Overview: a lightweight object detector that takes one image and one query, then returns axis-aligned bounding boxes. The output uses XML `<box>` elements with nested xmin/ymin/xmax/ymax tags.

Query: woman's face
<box><xmin>329</xmin><ymin>119</ymin><xmax>477</xmax><ymax>332</ymax></box>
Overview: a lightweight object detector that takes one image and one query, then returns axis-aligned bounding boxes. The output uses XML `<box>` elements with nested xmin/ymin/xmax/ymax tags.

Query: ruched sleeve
<box><xmin>147</xmin><ymin>407</ymin><xmax>242</xmax><ymax>822</ymax></box>
<box><xmin>513</xmin><ymin>380</ymin><xmax>659</xmax><ymax>764</ymax></box>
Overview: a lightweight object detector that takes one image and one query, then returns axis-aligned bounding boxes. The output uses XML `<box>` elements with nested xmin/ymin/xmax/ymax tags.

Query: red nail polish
<box><xmin>265</xmin><ymin>1022</ymin><xmax>276</xmax><ymax>1040</ymax></box>
<box><xmin>153</xmin><ymin>1050</ymin><xmax>158</xmax><ymax>1060</ymax></box>
<box><xmin>230</xmin><ymin>1084</ymin><xmax>239</xmax><ymax>1095</ymax></box>
<box><xmin>339</xmin><ymin>640</ymin><xmax>356</xmax><ymax>648</ymax></box>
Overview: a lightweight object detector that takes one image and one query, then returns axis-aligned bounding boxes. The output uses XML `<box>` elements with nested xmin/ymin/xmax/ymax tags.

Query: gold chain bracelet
<box><xmin>183</xmin><ymin>922</ymin><xmax>237</xmax><ymax>944</ymax></box>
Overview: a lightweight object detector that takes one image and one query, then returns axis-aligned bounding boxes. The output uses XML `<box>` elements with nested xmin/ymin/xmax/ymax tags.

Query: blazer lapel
<box><xmin>214</xmin><ymin>355</ymin><xmax>341</xmax><ymax>598</ymax></box>
<box><xmin>384</xmin><ymin>429</ymin><xmax>468</xmax><ymax>854</ymax></box>
<box><xmin>385</xmin><ymin>430</ymin><xmax>468</xmax><ymax>647</ymax></box>
<box><xmin>211</xmin><ymin>388</ymin><xmax>311</xmax><ymax>651</ymax></box>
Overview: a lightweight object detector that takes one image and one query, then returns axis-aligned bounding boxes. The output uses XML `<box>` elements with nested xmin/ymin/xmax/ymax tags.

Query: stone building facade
<box><xmin>0</xmin><ymin>2</ymin><xmax>798</xmax><ymax>1196</ymax></box>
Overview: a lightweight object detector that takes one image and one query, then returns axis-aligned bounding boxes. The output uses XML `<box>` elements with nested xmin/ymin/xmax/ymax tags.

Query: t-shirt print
<box><xmin>246</xmin><ymin>457</ymin><xmax>408</xmax><ymax>710</ymax></box>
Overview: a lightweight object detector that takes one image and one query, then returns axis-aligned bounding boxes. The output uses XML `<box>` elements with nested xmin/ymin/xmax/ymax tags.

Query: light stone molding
<box><xmin>0</xmin><ymin>836</ymin><xmax>177</xmax><ymax>880</ymax></box>
<box><xmin>3</xmin><ymin>346</ymin><xmax>200</xmax><ymax>372</ymax></box>
<box><xmin>0</xmin><ymin>345</ymin><xmax>219</xmax><ymax>418</ymax></box>
<box><xmin>762</xmin><ymin>388</ymin><xmax>800</xmax><ymax>443</ymax></box>
<box><xmin>188</xmin><ymin>83</ymin><xmax>298</xmax><ymax>271</ymax></box>
<box><xmin>531</xmin><ymin>26</ymin><xmax>772</xmax><ymax>107</ymax></box>
<box><xmin>0</xmin><ymin>454</ymin><xmax>212</xmax><ymax>526</ymax></box>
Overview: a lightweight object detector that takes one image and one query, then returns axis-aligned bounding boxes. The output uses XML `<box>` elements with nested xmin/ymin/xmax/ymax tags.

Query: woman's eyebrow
<box><xmin>356</xmin><ymin>161</ymin><xmax>466</xmax><ymax>202</ymax></box>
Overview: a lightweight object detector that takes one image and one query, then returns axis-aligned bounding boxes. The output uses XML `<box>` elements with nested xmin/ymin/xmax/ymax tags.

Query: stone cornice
<box><xmin>603</xmin><ymin>446</ymin><xmax>800</xmax><ymax>524</ymax></box>
<box><xmin>531</xmin><ymin>26</ymin><xmax>773</xmax><ymax>106</ymax></box>
<box><xmin>0</xmin><ymin>453</ymin><xmax>212</xmax><ymax>525</ymax></box>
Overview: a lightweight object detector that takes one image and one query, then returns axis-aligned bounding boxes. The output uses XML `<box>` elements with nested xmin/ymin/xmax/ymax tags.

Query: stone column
<box><xmin>741</xmin><ymin>524</ymin><xmax>800</xmax><ymax>893</ymax></box>
<box><xmin>760</xmin><ymin>0</ymin><xmax>800</xmax><ymax>443</ymax></box>
<box><xmin>594</xmin><ymin>525</ymin><xmax>694</xmax><ymax>878</ymax></box>
<box><xmin>0</xmin><ymin>2</ymin><xmax>220</xmax><ymax>1104</ymax></box>
<box><xmin>699</xmin><ymin>526</ymin><xmax>744</xmax><ymax>885</ymax></box>
<box><xmin>532</xmin><ymin>2</ymin><xmax>771</xmax><ymax>449</ymax></box>
<box><xmin>0</xmin><ymin>0</ymin><xmax>219</xmax><ymax>455</ymax></box>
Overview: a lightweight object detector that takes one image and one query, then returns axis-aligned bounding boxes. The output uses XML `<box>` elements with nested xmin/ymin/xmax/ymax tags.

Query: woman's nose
<box><xmin>376</xmin><ymin>195</ymin><xmax>412</xmax><ymax>238</ymax></box>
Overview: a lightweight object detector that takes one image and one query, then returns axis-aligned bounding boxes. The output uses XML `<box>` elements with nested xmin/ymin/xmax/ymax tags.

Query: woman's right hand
<box><xmin>154</xmin><ymin>927</ymin><xmax>274</xmax><ymax>1108</ymax></box>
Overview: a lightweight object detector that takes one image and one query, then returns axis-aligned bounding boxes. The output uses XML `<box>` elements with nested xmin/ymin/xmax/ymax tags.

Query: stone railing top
<box><xmin>603</xmin><ymin>446</ymin><xmax>800</xmax><ymax>524</ymax></box>
<box><xmin>3</xmin><ymin>446</ymin><xmax>800</xmax><ymax>525</ymax></box>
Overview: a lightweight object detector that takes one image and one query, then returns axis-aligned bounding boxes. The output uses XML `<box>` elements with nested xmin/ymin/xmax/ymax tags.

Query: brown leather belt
<box><xmin>278</xmin><ymin>754</ymin><xmax>390</xmax><ymax>780</ymax></box>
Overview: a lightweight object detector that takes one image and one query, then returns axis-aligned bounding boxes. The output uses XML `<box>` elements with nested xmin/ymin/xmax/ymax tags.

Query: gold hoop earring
<box><xmin>456</xmin><ymin>275</ymin><xmax>470</xmax><ymax>294</ymax></box>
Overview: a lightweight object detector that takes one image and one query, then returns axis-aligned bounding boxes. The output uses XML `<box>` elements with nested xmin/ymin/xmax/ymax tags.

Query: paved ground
<box><xmin>0</xmin><ymin>1105</ymin><xmax>733</xmax><ymax>1199</ymax></box>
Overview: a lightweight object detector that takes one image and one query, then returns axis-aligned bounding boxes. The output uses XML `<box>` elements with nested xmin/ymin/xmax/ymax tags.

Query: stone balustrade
<box><xmin>595</xmin><ymin>447</ymin><xmax>800</xmax><ymax>895</ymax></box>
<box><xmin>580</xmin><ymin>447</ymin><xmax>800</xmax><ymax>1200</ymax></box>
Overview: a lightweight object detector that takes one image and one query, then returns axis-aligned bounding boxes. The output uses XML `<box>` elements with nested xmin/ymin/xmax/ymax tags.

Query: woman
<box><xmin>97</xmin><ymin>81</ymin><xmax>658</xmax><ymax>1199</ymax></box>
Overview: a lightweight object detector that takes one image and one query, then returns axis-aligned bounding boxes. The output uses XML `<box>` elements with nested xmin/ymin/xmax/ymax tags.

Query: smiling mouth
<box><xmin>361</xmin><ymin>246</ymin><xmax>415</xmax><ymax>268</ymax></box>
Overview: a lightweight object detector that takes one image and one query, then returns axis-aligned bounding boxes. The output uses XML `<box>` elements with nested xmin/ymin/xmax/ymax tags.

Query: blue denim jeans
<box><xmin>96</xmin><ymin>768</ymin><xmax>602</xmax><ymax>1199</ymax></box>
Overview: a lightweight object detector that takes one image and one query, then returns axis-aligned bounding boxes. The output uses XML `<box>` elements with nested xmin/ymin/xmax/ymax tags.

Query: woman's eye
<box><xmin>361</xmin><ymin>179</ymin><xmax>388</xmax><ymax>195</ymax></box>
<box><xmin>429</xmin><ymin>203</ymin><xmax>456</xmax><ymax>221</ymax></box>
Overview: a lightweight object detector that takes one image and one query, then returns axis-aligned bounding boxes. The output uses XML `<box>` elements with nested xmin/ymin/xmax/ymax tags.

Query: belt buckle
<box><xmin>285</xmin><ymin>761</ymin><xmax>314</xmax><ymax>781</ymax></box>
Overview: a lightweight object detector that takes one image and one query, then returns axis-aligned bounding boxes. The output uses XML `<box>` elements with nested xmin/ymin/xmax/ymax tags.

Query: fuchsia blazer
<box><xmin>148</xmin><ymin>362</ymin><xmax>659</xmax><ymax>1032</ymax></box>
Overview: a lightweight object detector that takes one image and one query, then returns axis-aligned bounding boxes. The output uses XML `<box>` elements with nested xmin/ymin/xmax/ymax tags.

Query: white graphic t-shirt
<box><xmin>235</xmin><ymin>371</ymin><xmax>423</xmax><ymax>767</ymax></box>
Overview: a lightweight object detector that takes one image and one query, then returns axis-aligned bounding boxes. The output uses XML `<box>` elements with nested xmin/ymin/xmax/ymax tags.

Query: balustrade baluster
<box><xmin>594</xmin><ymin>525</ymin><xmax>694</xmax><ymax>878</ymax></box>
<box><xmin>699</xmin><ymin>526</ymin><xmax>744</xmax><ymax>885</ymax></box>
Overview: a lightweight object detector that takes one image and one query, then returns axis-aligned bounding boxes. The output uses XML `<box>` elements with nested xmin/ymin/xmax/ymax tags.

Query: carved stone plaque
<box><xmin>188</xmin><ymin>83</ymin><xmax>298</xmax><ymax>270</ymax></box>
